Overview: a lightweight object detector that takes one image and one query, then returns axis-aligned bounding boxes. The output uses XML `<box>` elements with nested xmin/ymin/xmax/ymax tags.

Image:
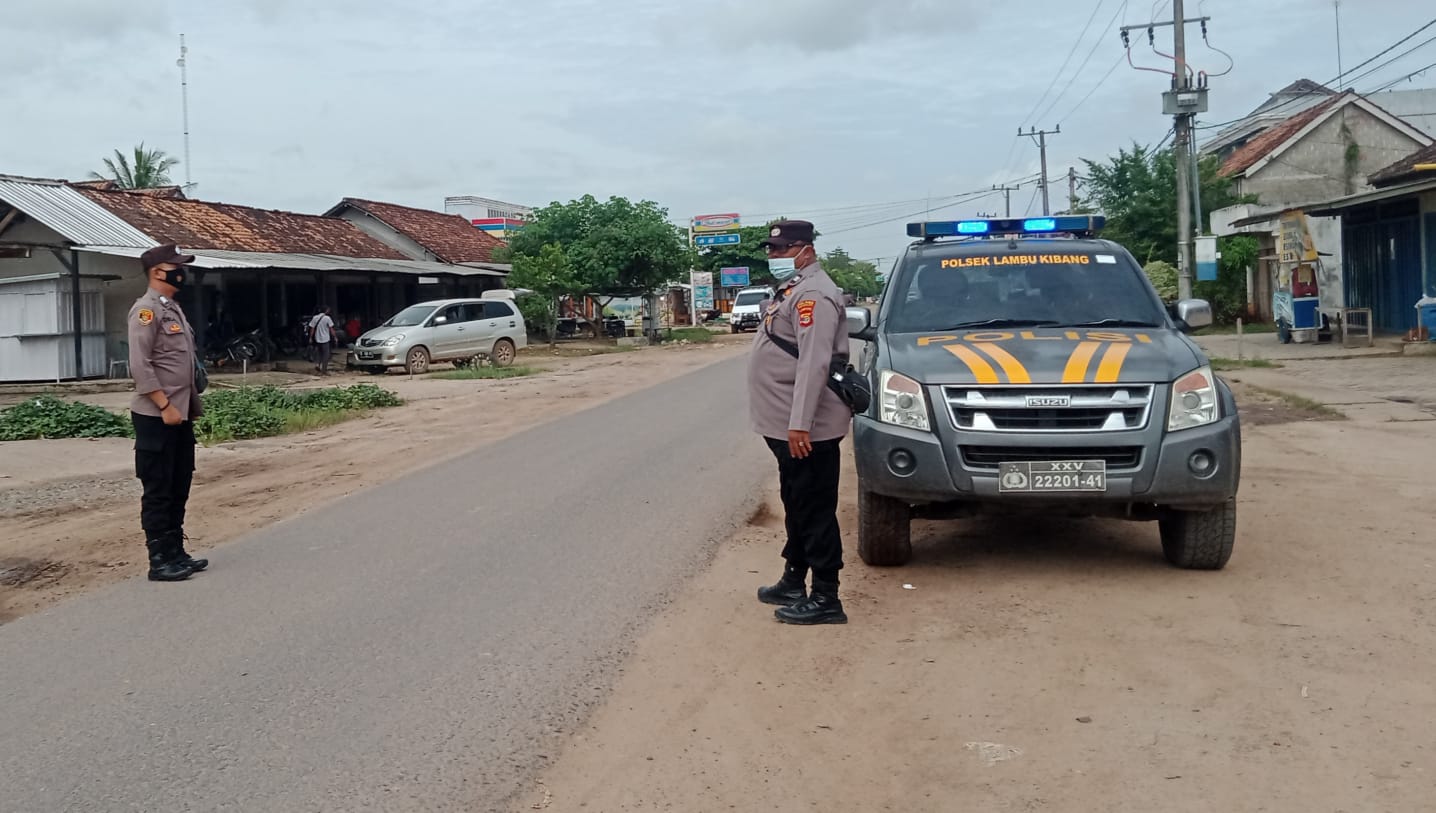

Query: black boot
<box><xmin>757</xmin><ymin>563</ymin><xmax>807</xmax><ymax>606</ymax></box>
<box><xmin>170</xmin><ymin>530</ymin><xmax>208</xmax><ymax>572</ymax></box>
<box><xmin>147</xmin><ymin>537</ymin><xmax>194</xmax><ymax>582</ymax></box>
<box><xmin>775</xmin><ymin>577</ymin><xmax>847</xmax><ymax>625</ymax></box>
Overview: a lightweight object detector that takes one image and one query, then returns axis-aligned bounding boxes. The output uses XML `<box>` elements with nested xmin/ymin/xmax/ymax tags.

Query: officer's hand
<box><xmin>161</xmin><ymin>404</ymin><xmax>184</xmax><ymax>426</ymax></box>
<box><xmin>788</xmin><ymin>430</ymin><xmax>812</xmax><ymax>459</ymax></box>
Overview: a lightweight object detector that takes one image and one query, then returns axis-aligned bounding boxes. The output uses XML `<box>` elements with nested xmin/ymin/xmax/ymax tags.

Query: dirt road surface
<box><xmin>0</xmin><ymin>340</ymin><xmax>746</xmax><ymax>623</ymax></box>
<box><xmin>518</xmin><ymin>370</ymin><xmax>1436</xmax><ymax>812</ymax></box>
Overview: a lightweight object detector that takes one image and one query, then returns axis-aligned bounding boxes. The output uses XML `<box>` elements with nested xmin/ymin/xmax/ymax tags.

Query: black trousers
<box><xmin>765</xmin><ymin>437</ymin><xmax>843</xmax><ymax>578</ymax></box>
<box><xmin>132</xmin><ymin>413</ymin><xmax>196</xmax><ymax>539</ymax></box>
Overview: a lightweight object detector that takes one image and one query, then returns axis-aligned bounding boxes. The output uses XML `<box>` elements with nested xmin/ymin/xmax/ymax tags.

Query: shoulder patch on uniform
<box><xmin>796</xmin><ymin>299</ymin><xmax>816</xmax><ymax>328</ymax></box>
<box><xmin>137</xmin><ymin>308</ymin><xmax>153</xmax><ymax>326</ymax></box>
<box><xmin>167</xmin><ymin>322</ymin><xmax>183</xmax><ymax>334</ymax></box>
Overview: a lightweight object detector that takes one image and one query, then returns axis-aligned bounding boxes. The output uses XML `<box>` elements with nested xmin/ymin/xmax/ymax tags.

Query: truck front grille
<box><xmin>960</xmin><ymin>446</ymin><xmax>1143</xmax><ymax>470</ymax></box>
<box><xmin>944</xmin><ymin>385</ymin><xmax>1154</xmax><ymax>433</ymax></box>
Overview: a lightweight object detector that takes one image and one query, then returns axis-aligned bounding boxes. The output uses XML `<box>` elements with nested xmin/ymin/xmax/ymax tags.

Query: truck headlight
<box><xmin>880</xmin><ymin>370</ymin><xmax>930</xmax><ymax>431</ymax></box>
<box><xmin>382</xmin><ymin>335</ymin><xmax>404</xmax><ymax>347</ymax></box>
<box><xmin>1168</xmin><ymin>366</ymin><xmax>1219</xmax><ymax>431</ymax></box>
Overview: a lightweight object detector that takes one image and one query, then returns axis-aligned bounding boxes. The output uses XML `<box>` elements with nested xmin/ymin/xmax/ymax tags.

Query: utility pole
<box><xmin>1172</xmin><ymin>0</ymin><xmax>1193</xmax><ymax>300</ymax></box>
<box><xmin>1067</xmin><ymin>167</ymin><xmax>1079</xmax><ymax>212</ymax></box>
<box><xmin>177</xmin><ymin>34</ymin><xmax>193</xmax><ymax>192</ymax></box>
<box><xmin>1121</xmin><ymin>4</ymin><xmax>1211</xmax><ymax>302</ymax></box>
<box><xmin>992</xmin><ymin>183</ymin><xmax>1021</xmax><ymax>218</ymax></box>
<box><xmin>1334</xmin><ymin>1</ymin><xmax>1344</xmax><ymax>91</ymax></box>
<box><xmin>1020</xmin><ymin>126</ymin><xmax>1060</xmax><ymax>216</ymax></box>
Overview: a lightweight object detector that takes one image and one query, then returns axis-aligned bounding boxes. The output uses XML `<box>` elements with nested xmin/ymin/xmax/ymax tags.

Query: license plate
<box><xmin>357</xmin><ymin>351</ymin><xmax>377</xmax><ymax>360</ymax></box>
<box><xmin>998</xmin><ymin>461</ymin><xmax>1107</xmax><ymax>493</ymax></box>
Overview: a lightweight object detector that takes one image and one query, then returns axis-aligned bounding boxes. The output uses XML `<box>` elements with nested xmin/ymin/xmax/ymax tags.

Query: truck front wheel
<box><xmin>858</xmin><ymin>487</ymin><xmax>912</xmax><ymax>566</ymax></box>
<box><xmin>1159</xmin><ymin>500</ymin><xmax>1236</xmax><ymax>570</ymax></box>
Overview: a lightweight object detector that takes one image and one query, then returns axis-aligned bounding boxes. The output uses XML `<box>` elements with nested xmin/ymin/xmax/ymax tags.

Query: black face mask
<box><xmin>159</xmin><ymin>267</ymin><xmax>187</xmax><ymax>289</ymax></box>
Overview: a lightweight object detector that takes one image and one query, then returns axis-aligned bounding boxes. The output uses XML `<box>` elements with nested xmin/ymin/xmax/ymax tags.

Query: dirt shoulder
<box><xmin>0</xmin><ymin>338</ymin><xmax>749</xmax><ymax>623</ymax></box>
<box><xmin>517</xmin><ymin>367</ymin><xmax>1436</xmax><ymax>811</ymax></box>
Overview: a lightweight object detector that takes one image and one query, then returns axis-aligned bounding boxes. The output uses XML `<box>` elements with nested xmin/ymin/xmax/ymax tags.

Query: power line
<box><xmin>1022</xmin><ymin>185</ymin><xmax>1041</xmax><ymax>217</ymax></box>
<box><xmin>1020</xmin><ymin>0</ymin><xmax>1109</xmax><ymax>127</ymax></box>
<box><xmin>820</xmin><ymin>189</ymin><xmax>1006</xmax><ymax>237</ymax></box>
<box><xmin>1047</xmin><ymin>1</ymin><xmax>1132</xmax><ymax>125</ymax></box>
<box><xmin>1369</xmin><ymin>58</ymin><xmax>1436</xmax><ymax>92</ymax></box>
<box><xmin>1059</xmin><ymin>49</ymin><xmax>1127</xmax><ymax>124</ymax></box>
<box><xmin>1340</xmin><ymin>32</ymin><xmax>1436</xmax><ymax>89</ymax></box>
<box><xmin>1196</xmin><ymin>16</ymin><xmax>1436</xmax><ymax>132</ymax></box>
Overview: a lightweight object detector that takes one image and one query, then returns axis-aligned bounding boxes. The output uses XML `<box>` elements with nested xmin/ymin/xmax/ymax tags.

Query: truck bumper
<box><xmin>853</xmin><ymin>414</ymin><xmax>1240</xmax><ymax>509</ymax></box>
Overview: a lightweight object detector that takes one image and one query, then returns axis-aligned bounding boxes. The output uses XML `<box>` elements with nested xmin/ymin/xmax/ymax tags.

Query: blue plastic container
<box><xmin>1419</xmin><ymin>302</ymin><xmax>1436</xmax><ymax>341</ymax></box>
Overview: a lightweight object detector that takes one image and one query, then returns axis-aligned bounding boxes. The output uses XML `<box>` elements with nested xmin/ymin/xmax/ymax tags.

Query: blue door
<box><xmin>1343</xmin><ymin>202</ymin><xmax>1424</xmax><ymax>333</ymax></box>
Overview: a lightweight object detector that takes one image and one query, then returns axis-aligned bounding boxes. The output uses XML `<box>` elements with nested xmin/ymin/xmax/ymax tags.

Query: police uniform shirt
<box><xmin>747</xmin><ymin>262</ymin><xmax>851</xmax><ymax>442</ymax></box>
<box><xmin>128</xmin><ymin>289</ymin><xmax>203</xmax><ymax>419</ymax></box>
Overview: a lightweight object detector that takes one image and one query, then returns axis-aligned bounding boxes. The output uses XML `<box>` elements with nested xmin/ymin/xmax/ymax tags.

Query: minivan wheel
<box><xmin>858</xmin><ymin>485</ymin><xmax>913</xmax><ymax>566</ymax></box>
<box><xmin>405</xmin><ymin>347</ymin><xmax>431</xmax><ymax>375</ymax></box>
<box><xmin>1159</xmin><ymin>500</ymin><xmax>1236</xmax><ymax>570</ymax></box>
<box><xmin>492</xmin><ymin>338</ymin><xmax>517</xmax><ymax>368</ymax></box>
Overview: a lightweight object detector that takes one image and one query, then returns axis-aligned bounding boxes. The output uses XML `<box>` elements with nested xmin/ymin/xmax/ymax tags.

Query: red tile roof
<box><xmin>71</xmin><ymin>180</ymin><xmax>186</xmax><ymax>198</ymax></box>
<box><xmin>331</xmin><ymin>198</ymin><xmax>507</xmax><ymax>264</ymax></box>
<box><xmin>78</xmin><ymin>188</ymin><xmax>408</xmax><ymax>259</ymax></box>
<box><xmin>1218</xmin><ymin>96</ymin><xmax>1340</xmax><ymax>178</ymax></box>
<box><xmin>1368</xmin><ymin>142</ymin><xmax>1436</xmax><ymax>187</ymax></box>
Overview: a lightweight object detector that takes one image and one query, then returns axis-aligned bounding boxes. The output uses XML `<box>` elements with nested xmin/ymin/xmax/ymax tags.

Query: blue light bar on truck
<box><xmin>906</xmin><ymin>215</ymin><xmax>1106</xmax><ymax>240</ymax></box>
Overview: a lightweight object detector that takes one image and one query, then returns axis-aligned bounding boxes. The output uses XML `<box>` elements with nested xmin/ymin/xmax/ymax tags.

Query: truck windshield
<box><xmin>884</xmin><ymin>248</ymin><xmax>1166</xmax><ymax>333</ymax></box>
<box><xmin>734</xmin><ymin>291</ymin><xmax>768</xmax><ymax>307</ymax></box>
<box><xmin>384</xmin><ymin>305</ymin><xmax>438</xmax><ymax>327</ymax></box>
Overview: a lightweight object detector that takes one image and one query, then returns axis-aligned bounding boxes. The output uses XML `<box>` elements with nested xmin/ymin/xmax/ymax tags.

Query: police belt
<box><xmin>762</xmin><ymin>322</ymin><xmax>871</xmax><ymax>414</ymax></box>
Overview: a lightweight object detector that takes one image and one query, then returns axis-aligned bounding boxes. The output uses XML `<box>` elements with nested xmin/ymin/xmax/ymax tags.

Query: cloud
<box><xmin>674</xmin><ymin>0</ymin><xmax>990</xmax><ymax>53</ymax></box>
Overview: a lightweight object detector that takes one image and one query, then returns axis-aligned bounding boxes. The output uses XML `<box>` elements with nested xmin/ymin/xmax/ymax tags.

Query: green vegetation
<box><xmin>662</xmin><ymin>327</ymin><xmax>715</xmax><ymax>344</ymax></box>
<box><xmin>195</xmin><ymin>384</ymin><xmax>402</xmax><ymax>444</ymax></box>
<box><xmin>432</xmin><ymin>366</ymin><xmax>539</xmax><ymax>381</ymax></box>
<box><xmin>0</xmin><ymin>396</ymin><xmax>133</xmax><ymax>441</ymax></box>
<box><xmin>1210</xmin><ymin>357</ymin><xmax>1281</xmax><ymax>371</ymax></box>
<box><xmin>91</xmin><ymin>143</ymin><xmax>179</xmax><ymax>189</ymax></box>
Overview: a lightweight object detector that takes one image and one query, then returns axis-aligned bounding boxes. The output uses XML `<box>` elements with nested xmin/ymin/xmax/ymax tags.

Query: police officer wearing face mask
<box><xmin>128</xmin><ymin>244</ymin><xmax>208</xmax><ymax>582</ymax></box>
<box><xmin>748</xmin><ymin>220</ymin><xmax>852</xmax><ymax>625</ymax></box>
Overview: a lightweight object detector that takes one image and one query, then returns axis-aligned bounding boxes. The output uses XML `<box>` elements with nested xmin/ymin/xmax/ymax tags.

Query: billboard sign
<box><xmin>720</xmin><ymin>267</ymin><xmax>751</xmax><ymax>287</ymax></box>
<box><xmin>691</xmin><ymin>271</ymin><xmax>715</xmax><ymax>310</ymax></box>
<box><xmin>692</xmin><ymin>213</ymin><xmax>741</xmax><ymax>234</ymax></box>
<box><xmin>695</xmin><ymin>233</ymin><xmax>741</xmax><ymax>247</ymax></box>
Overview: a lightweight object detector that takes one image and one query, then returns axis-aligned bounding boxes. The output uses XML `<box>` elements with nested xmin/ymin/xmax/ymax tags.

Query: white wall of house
<box><xmin>1238</xmin><ymin>106</ymin><xmax>1426</xmax><ymax>205</ymax></box>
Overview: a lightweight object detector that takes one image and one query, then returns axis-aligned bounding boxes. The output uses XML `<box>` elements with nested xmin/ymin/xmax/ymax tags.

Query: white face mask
<box><xmin>768</xmin><ymin>257</ymin><xmax>798</xmax><ymax>281</ymax></box>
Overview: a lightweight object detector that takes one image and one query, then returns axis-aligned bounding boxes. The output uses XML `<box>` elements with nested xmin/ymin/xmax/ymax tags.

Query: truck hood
<box><xmin>885</xmin><ymin>328</ymin><xmax>1205</xmax><ymax>386</ymax></box>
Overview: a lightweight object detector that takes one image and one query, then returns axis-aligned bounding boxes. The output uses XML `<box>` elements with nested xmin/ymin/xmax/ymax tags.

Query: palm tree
<box><xmin>92</xmin><ymin>143</ymin><xmax>180</xmax><ymax>189</ymax></box>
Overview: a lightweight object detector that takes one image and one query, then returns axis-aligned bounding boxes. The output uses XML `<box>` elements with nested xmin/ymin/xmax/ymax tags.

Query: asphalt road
<box><xmin>0</xmin><ymin>354</ymin><xmax>769</xmax><ymax>811</ymax></box>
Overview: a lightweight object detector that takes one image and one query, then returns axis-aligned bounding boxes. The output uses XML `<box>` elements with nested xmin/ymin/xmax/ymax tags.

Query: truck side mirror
<box><xmin>846</xmin><ymin>307</ymin><xmax>876</xmax><ymax>341</ymax></box>
<box><xmin>1174</xmin><ymin>299</ymin><xmax>1213</xmax><ymax>332</ymax></box>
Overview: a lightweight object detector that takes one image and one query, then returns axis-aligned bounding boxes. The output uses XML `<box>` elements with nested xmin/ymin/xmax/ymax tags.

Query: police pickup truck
<box><xmin>844</xmin><ymin>216</ymin><xmax>1240</xmax><ymax>570</ymax></box>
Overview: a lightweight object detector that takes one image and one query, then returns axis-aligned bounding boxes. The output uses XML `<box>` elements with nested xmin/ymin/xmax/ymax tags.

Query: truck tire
<box><xmin>858</xmin><ymin>486</ymin><xmax>912</xmax><ymax>566</ymax></box>
<box><xmin>1159</xmin><ymin>500</ymin><xmax>1236</xmax><ymax>570</ymax></box>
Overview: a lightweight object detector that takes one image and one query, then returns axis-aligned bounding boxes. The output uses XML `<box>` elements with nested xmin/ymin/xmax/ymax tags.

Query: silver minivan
<box><xmin>349</xmin><ymin>295</ymin><xmax>528</xmax><ymax>374</ymax></box>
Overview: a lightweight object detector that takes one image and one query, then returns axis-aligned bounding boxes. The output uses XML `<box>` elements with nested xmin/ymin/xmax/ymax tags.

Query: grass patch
<box><xmin>1197</xmin><ymin>321</ymin><xmax>1278</xmax><ymax>335</ymax></box>
<box><xmin>663</xmin><ymin>327</ymin><xmax>715</xmax><ymax>344</ymax></box>
<box><xmin>0</xmin><ymin>395</ymin><xmax>132</xmax><ymax>441</ymax></box>
<box><xmin>1211</xmin><ymin>357</ymin><xmax>1281</xmax><ymax>371</ymax></box>
<box><xmin>1247</xmin><ymin>385</ymin><xmax>1345</xmax><ymax>419</ymax></box>
<box><xmin>432</xmin><ymin>365</ymin><xmax>539</xmax><ymax>381</ymax></box>
<box><xmin>195</xmin><ymin>384</ymin><xmax>402</xmax><ymax>445</ymax></box>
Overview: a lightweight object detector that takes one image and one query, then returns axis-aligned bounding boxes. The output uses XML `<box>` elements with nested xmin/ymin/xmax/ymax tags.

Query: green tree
<box><xmin>92</xmin><ymin>143</ymin><xmax>179</xmax><ymax>189</ymax></box>
<box><xmin>1143</xmin><ymin>260</ymin><xmax>1179</xmax><ymax>302</ymax></box>
<box><xmin>507</xmin><ymin>243</ymin><xmax>578</xmax><ymax>346</ymax></box>
<box><xmin>1080</xmin><ymin>142</ymin><xmax>1258</xmax><ymax>322</ymax></box>
<box><xmin>822</xmin><ymin>248</ymin><xmax>882</xmax><ymax>299</ymax></box>
<box><xmin>507</xmin><ymin>195</ymin><xmax>693</xmax><ymax>320</ymax></box>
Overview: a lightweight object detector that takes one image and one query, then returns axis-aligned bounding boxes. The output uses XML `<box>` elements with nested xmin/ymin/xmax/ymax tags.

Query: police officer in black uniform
<box><xmin>128</xmin><ymin>244</ymin><xmax>208</xmax><ymax>582</ymax></box>
<box><xmin>748</xmin><ymin>220</ymin><xmax>852</xmax><ymax>625</ymax></box>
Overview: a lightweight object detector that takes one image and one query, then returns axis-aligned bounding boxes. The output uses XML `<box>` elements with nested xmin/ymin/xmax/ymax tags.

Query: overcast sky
<box><xmin>4</xmin><ymin>0</ymin><xmax>1433</xmax><ymax>265</ymax></box>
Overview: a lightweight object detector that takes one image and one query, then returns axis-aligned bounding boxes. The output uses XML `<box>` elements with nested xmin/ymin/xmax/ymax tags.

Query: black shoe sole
<box><xmin>148</xmin><ymin>571</ymin><xmax>193</xmax><ymax>582</ymax></box>
<box><xmin>184</xmin><ymin>560</ymin><xmax>209</xmax><ymax>572</ymax></box>
<box><xmin>774</xmin><ymin>611</ymin><xmax>849</xmax><ymax>625</ymax></box>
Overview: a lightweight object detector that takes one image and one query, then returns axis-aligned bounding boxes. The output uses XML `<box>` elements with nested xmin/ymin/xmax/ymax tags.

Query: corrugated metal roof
<box><xmin>73</xmin><ymin>246</ymin><xmax>505</xmax><ymax>277</ymax></box>
<box><xmin>0</xmin><ymin>175</ymin><xmax>156</xmax><ymax>248</ymax></box>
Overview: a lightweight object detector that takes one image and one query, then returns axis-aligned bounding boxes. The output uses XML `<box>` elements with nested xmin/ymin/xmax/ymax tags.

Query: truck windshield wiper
<box><xmin>1062</xmin><ymin>319</ymin><xmax>1161</xmax><ymax>328</ymax></box>
<box><xmin>937</xmin><ymin>319</ymin><xmax>1062</xmax><ymax>330</ymax></box>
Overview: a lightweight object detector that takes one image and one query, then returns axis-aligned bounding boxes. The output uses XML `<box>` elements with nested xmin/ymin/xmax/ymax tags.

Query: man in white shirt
<box><xmin>307</xmin><ymin>305</ymin><xmax>336</xmax><ymax>376</ymax></box>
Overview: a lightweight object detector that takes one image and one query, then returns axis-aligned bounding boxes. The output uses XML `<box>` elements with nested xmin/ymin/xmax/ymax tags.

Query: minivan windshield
<box><xmin>884</xmin><ymin>247</ymin><xmax>1167</xmax><ymax>334</ymax></box>
<box><xmin>734</xmin><ymin>291</ymin><xmax>769</xmax><ymax>307</ymax></box>
<box><xmin>384</xmin><ymin>305</ymin><xmax>438</xmax><ymax>328</ymax></box>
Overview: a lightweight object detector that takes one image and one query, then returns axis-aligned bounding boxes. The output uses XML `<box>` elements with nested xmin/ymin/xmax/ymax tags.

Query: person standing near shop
<box><xmin>128</xmin><ymin>244</ymin><xmax>208</xmax><ymax>582</ymax></box>
<box><xmin>308</xmin><ymin>305</ymin><xmax>336</xmax><ymax>376</ymax></box>
<box><xmin>748</xmin><ymin>220</ymin><xmax>851</xmax><ymax>625</ymax></box>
